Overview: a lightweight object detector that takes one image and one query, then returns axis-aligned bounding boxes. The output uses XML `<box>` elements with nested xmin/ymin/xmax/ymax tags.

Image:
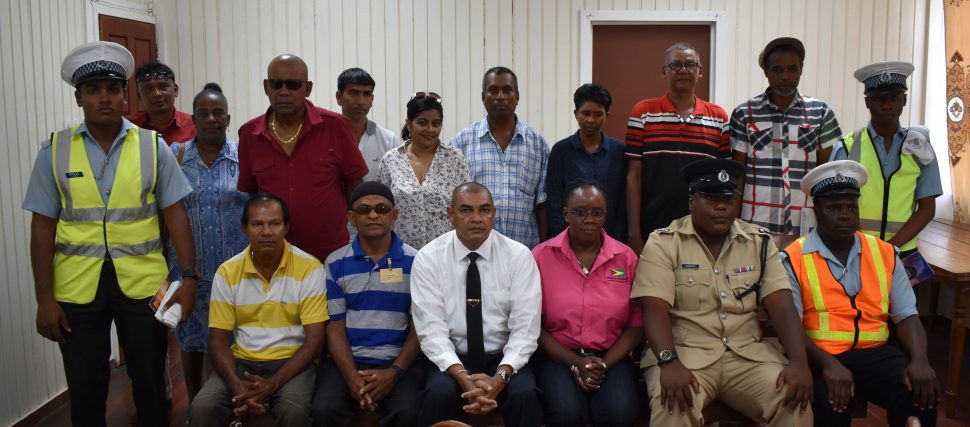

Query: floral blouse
<box><xmin>378</xmin><ymin>141</ymin><xmax>470</xmax><ymax>248</ymax></box>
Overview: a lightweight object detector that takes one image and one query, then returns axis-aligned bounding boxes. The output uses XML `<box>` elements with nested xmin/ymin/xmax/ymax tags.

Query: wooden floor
<box><xmin>22</xmin><ymin>318</ymin><xmax>970</xmax><ymax>427</ymax></box>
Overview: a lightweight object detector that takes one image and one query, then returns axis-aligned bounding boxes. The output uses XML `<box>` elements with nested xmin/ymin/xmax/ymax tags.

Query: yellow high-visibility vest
<box><xmin>50</xmin><ymin>125</ymin><xmax>167</xmax><ymax>304</ymax></box>
<box><xmin>843</xmin><ymin>128</ymin><xmax>921</xmax><ymax>251</ymax></box>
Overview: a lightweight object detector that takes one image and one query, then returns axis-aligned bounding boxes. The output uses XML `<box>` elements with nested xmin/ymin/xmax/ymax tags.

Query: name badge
<box><xmin>65</xmin><ymin>171</ymin><xmax>84</xmax><ymax>178</ymax></box>
<box><xmin>380</xmin><ymin>268</ymin><xmax>403</xmax><ymax>283</ymax></box>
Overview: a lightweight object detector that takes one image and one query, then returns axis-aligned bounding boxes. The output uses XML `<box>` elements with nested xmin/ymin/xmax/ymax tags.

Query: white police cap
<box><xmin>853</xmin><ymin>61</ymin><xmax>914</xmax><ymax>96</ymax></box>
<box><xmin>801</xmin><ymin>160</ymin><xmax>869</xmax><ymax>198</ymax></box>
<box><xmin>60</xmin><ymin>41</ymin><xmax>134</xmax><ymax>87</ymax></box>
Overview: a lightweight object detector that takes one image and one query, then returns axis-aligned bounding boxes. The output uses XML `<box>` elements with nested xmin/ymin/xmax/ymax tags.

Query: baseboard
<box><xmin>12</xmin><ymin>389</ymin><xmax>69</xmax><ymax>427</ymax></box>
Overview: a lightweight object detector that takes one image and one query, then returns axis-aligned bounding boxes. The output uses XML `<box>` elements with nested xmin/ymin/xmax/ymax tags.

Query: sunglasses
<box><xmin>352</xmin><ymin>203</ymin><xmax>393</xmax><ymax>215</ymax></box>
<box><xmin>266</xmin><ymin>79</ymin><xmax>308</xmax><ymax>90</ymax></box>
<box><xmin>411</xmin><ymin>91</ymin><xmax>442</xmax><ymax>102</ymax></box>
<box><xmin>136</xmin><ymin>71</ymin><xmax>174</xmax><ymax>83</ymax></box>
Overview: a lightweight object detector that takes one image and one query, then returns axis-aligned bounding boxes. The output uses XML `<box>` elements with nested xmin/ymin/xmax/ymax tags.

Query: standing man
<box><xmin>24</xmin><ymin>41</ymin><xmax>198</xmax><ymax>427</ymax></box>
<box><xmin>411</xmin><ymin>183</ymin><xmax>543</xmax><ymax>426</ymax></box>
<box><xmin>238</xmin><ymin>54</ymin><xmax>368</xmax><ymax>262</ymax></box>
<box><xmin>782</xmin><ymin>160</ymin><xmax>938</xmax><ymax>426</ymax></box>
<box><xmin>312</xmin><ymin>182</ymin><xmax>423</xmax><ymax>426</ymax></box>
<box><xmin>830</xmin><ymin>62</ymin><xmax>942</xmax><ymax>257</ymax></box>
<box><xmin>731</xmin><ymin>37</ymin><xmax>843</xmax><ymax>249</ymax></box>
<box><xmin>625</xmin><ymin>42</ymin><xmax>732</xmax><ymax>254</ymax></box>
<box><xmin>633</xmin><ymin>159</ymin><xmax>814</xmax><ymax>426</ymax></box>
<box><xmin>450</xmin><ymin>66</ymin><xmax>549</xmax><ymax>248</ymax></box>
<box><xmin>127</xmin><ymin>61</ymin><xmax>196</xmax><ymax>145</ymax></box>
<box><xmin>335</xmin><ymin>68</ymin><xmax>398</xmax><ymax>182</ymax></box>
<box><xmin>189</xmin><ymin>193</ymin><xmax>326</xmax><ymax>426</ymax></box>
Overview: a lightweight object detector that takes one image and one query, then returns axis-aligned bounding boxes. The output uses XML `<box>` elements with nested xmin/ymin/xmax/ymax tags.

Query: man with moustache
<box><xmin>781</xmin><ymin>160</ymin><xmax>938</xmax><ymax>426</ymax></box>
<box><xmin>335</xmin><ymin>68</ymin><xmax>398</xmax><ymax>182</ymax></box>
<box><xmin>730</xmin><ymin>37</ymin><xmax>843</xmax><ymax>249</ymax></box>
<box><xmin>238</xmin><ymin>54</ymin><xmax>368</xmax><ymax>262</ymax></box>
<box><xmin>625</xmin><ymin>43</ymin><xmax>732</xmax><ymax>255</ymax></box>
<box><xmin>127</xmin><ymin>61</ymin><xmax>196</xmax><ymax>145</ymax></box>
<box><xmin>450</xmin><ymin>67</ymin><xmax>550</xmax><ymax>248</ymax></box>
<box><xmin>633</xmin><ymin>158</ymin><xmax>813</xmax><ymax>426</ymax></box>
<box><xmin>23</xmin><ymin>41</ymin><xmax>198</xmax><ymax>426</ymax></box>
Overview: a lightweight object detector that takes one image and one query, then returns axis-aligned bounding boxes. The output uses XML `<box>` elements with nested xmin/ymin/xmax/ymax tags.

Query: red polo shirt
<box><xmin>237</xmin><ymin>100</ymin><xmax>368</xmax><ymax>262</ymax></box>
<box><xmin>127</xmin><ymin>110</ymin><xmax>196</xmax><ymax>145</ymax></box>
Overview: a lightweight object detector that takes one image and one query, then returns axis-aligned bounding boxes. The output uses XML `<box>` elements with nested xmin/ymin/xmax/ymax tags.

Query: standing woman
<box><xmin>170</xmin><ymin>83</ymin><xmax>249</xmax><ymax>401</ymax></box>
<box><xmin>378</xmin><ymin>92</ymin><xmax>469</xmax><ymax>248</ymax></box>
<box><xmin>546</xmin><ymin>84</ymin><xmax>627</xmax><ymax>242</ymax></box>
<box><xmin>531</xmin><ymin>180</ymin><xmax>643</xmax><ymax>427</ymax></box>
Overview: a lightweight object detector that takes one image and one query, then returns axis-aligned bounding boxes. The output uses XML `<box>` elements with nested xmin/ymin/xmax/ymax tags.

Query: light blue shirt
<box><xmin>829</xmin><ymin>122</ymin><xmax>943</xmax><ymax>200</ymax></box>
<box><xmin>23</xmin><ymin>119</ymin><xmax>192</xmax><ymax>218</ymax></box>
<box><xmin>167</xmin><ymin>139</ymin><xmax>249</xmax><ymax>281</ymax></box>
<box><xmin>449</xmin><ymin>116</ymin><xmax>549</xmax><ymax>248</ymax></box>
<box><xmin>780</xmin><ymin>230</ymin><xmax>918</xmax><ymax>324</ymax></box>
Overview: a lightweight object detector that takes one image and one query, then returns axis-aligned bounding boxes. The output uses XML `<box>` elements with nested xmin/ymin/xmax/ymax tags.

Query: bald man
<box><xmin>237</xmin><ymin>54</ymin><xmax>368</xmax><ymax>262</ymax></box>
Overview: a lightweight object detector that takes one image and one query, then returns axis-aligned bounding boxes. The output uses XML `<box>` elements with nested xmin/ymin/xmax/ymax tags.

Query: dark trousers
<box><xmin>311</xmin><ymin>358</ymin><xmax>424</xmax><ymax>427</ymax></box>
<box><xmin>532</xmin><ymin>354</ymin><xmax>639</xmax><ymax>427</ymax></box>
<box><xmin>811</xmin><ymin>343</ymin><xmax>937</xmax><ymax>427</ymax></box>
<box><xmin>58</xmin><ymin>261</ymin><xmax>168</xmax><ymax>427</ymax></box>
<box><xmin>417</xmin><ymin>354</ymin><xmax>542</xmax><ymax>427</ymax></box>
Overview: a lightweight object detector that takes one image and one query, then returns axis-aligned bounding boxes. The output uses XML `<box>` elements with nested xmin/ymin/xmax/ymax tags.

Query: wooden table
<box><xmin>918</xmin><ymin>219</ymin><xmax>970</xmax><ymax>418</ymax></box>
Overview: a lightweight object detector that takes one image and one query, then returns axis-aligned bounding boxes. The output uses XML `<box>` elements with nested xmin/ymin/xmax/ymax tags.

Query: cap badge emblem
<box><xmin>879</xmin><ymin>71</ymin><xmax>891</xmax><ymax>82</ymax></box>
<box><xmin>96</xmin><ymin>60</ymin><xmax>109</xmax><ymax>70</ymax></box>
<box><xmin>835</xmin><ymin>172</ymin><xmax>846</xmax><ymax>182</ymax></box>
<box><xmin>717</xmin><ymin>170</ymin><xmax>729</xmax><ymax>182</ymax></box>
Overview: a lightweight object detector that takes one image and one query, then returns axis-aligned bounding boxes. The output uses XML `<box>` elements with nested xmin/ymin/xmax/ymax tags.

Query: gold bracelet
<box><xmin>455</xmin><ymin>369</ymin><xmax>471</xmax><ymax>377</ymax></box>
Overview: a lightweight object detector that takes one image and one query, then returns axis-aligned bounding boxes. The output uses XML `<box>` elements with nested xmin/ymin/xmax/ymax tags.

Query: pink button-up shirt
<box><xmin>532</xmin><ymin>230</ymin><xmax>643</xmax><ymax>351</ymax></box>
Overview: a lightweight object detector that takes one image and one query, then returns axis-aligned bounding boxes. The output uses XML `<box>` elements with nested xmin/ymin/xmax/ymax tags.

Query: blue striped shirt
<box><xmin>449</xmin><ymin>116</ymin><xmax>549</xmax><ymax>248</ymax></box>
<box><xmin>325</xmin><ymin>232</ymin><xmax>417</xmax><ymax>366</ymax></box>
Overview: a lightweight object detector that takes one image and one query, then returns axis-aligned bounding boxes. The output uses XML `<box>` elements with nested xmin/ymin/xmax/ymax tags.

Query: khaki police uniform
<box><xmin>632</xmin><ymin>215</ymin><xmax>812</xmax><ymax>427</ymax></box>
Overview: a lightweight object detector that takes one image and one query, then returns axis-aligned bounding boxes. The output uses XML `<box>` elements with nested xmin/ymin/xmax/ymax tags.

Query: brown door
<box><xmin>592</xmin><ymin>25</ymin><xmax>711</xmax><ymax>140</ymax></box>
<box><xmin>99</xmin><ymin>15</ymin><xmax>157</xmax><ymax>115</ymax></box>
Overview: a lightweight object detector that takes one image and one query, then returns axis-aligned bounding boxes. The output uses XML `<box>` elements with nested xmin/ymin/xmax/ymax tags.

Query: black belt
<box><xmin>572</xmin><ymin>348</ymin><xmax>606</xmax><ymax>358</ymax></box>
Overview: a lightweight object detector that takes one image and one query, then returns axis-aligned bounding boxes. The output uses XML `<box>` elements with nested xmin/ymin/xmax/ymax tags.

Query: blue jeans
<box><xmin>533</xmin><ymin>354</ymin><xmax>639</xmax><ymax>427</ymax></box>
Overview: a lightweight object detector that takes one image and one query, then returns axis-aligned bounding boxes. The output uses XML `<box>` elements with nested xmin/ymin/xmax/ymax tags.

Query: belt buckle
<box><xmin>577</xmin><ymin>348</ymin><xmax>594</xmax><ymax>357</ymax></box>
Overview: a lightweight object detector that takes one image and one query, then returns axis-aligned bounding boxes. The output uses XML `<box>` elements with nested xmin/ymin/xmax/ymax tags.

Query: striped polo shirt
<box><xmin>729</xmin><ymin>89</ymin><xmax>842</xmax><ymax>235</ymax></box>
<box><xmin>209</xmin><ymin>241</ymin><xmax>328</xmax><ymax>362</ymax></box>
<box><xmin>325</xmin><ymin>232</ymin><xmax>417</xmax><ymax>367</ymax></box>
<box><xmin>625</xmin><ymin>93</ymin><xmax>731</xmax><ymax>235</ymax></box>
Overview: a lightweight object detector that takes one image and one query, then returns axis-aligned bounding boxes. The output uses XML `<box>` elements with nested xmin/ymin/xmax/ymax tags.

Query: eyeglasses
<box><xmin>352</xmin><ymin>203</ymin><xmax>393</xmax><ymax>215</ymax></box>
<box><xmin>567</xmin><ymin>208</ymin><xmax>607</xmax><ymax>220</ymax></box>
<box><xmin>266</xmin><ymin>79</ymin><xmax>308</xmax><ymax>90</ymax></box>
<box><xmin>136</xmin><ymin>71</ymin><xmax>174</xmax><ymax>83</ymax></box>
<box><xmin>411</xmin><ymin>91</ymin><xmax>442</xmax><ymax>102</ymax></box>
<box><xmin>665</xmin><ymin>62</ymin><xmax>701</xmax><ymax>72</ymax></box>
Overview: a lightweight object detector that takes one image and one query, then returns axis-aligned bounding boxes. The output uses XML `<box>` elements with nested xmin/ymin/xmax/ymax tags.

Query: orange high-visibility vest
<box><xmin>784</xmin><ymin>232</ymin><xmax>895</xmax><ymax>354</ymax></box>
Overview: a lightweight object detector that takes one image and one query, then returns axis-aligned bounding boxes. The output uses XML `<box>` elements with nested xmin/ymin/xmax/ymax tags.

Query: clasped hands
<box><xmin>229</xmin><ymin>371</ymin><xmax>280</xmax><ymax>417</ymax></box>
<box><xmin>458</xmin><ymin>372</ymin><xmax>506</xmax><ymax>415</ymax></box>
<box><xmin>348</xmin><ymin>368</ymin><xmax>399</xmax><ymax>411</ymax></box>
<box><xmin>570</xmin><ymin>355</ymin><xmax>607</xmax><ymax>392</ymax></box>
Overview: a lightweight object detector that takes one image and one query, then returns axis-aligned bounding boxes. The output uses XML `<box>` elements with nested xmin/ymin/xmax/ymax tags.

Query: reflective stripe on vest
<box><xmin>50</xmin><ymin>125</ymin><xmax>168</xmax><ymax>304</ymax></box>
<box><xmin>845</xmin><ymin>129</ymin><xmax>920</xmax><ymax>251</ymax></box>
<box><xmin>785</xmin><ymin>232</ymin><xmax>894</xmax><ymax>354</ymax></box>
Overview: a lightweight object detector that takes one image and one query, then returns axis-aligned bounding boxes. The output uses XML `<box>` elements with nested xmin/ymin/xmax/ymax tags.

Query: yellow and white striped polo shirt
<box><xmin>209</xmin><ymin>241</ymin><xmax>328</xmax><ymax>361</ymax></box>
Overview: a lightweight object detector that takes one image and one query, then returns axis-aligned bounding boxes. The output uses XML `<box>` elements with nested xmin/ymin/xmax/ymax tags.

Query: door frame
<box><xmin>579</xmin><ymin>10</ymin><xmax>729</xmax><ymax>107</ymax></box>
<box><xmin>84</xmin><ymin>0</ymin><xmax>157</xmax><ymax>42</ymax></box>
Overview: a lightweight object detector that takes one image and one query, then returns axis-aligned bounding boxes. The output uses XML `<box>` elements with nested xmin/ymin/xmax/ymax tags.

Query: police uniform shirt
<box><xmin>22</xmin><ymin>118</ymin><xmax>192</xmax><ymax>218</ymax></box>
<box><xmin>631</xmin><ymin>216</ymin><xmax>790</xmax><ymax>370</ymax></box>
<box><xmin>780</xmin><ymin>229</ymin><xmax>919</xmax><ymax>324</ymax></box>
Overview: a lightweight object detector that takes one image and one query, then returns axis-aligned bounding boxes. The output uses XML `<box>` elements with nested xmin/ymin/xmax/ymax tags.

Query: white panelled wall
<box><xmin>0</xmin><ymin>0</ymin><xmax>949</xmax><ymax>424</ymax></box>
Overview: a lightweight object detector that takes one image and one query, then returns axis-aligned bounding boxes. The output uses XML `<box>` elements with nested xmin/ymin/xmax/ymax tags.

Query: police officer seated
<box><xmin>632</xmin><ymin>158</ymin><xmax>814</xmax><ymax>426</ymax></box>
<box><xmin>781</xmin><ymin>160</ymin><xmax>938</xmax><ymax>427</ymax></box>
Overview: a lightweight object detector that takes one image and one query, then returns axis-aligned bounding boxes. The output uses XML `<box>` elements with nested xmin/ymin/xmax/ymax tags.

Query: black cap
<box><xmin>759</xmin><ymin>37</ymin><xmax>805</xmax><ymax>71</ymax></box>
<box><xmin>350</xmin><ymin>181</ymin><xmax>395</xmax><ymax>207</ymax></box>
<box><xmin>680</xmin><ymin>158</ymin><xmax>744</xmax><ymax>195</ymax></box>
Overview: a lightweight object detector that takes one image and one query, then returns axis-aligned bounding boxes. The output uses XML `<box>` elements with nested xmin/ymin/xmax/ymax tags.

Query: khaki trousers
<box><xmin>644</xmin><ymin>351</ymin><xmax>813</xmax><ymax>427</ymax></box>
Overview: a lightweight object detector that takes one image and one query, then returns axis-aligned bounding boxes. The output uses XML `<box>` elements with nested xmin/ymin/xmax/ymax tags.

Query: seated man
<box><xmin>188</xmin><ymin>193</ymin><xmax>327</xmax><ymax>427</ymax></box>
<box><xmin>782</xmin><ymin>160</ymin><xmax>938</xmax><ymax>427</ymax></box>
<box><xmin>633</xmin><ymin>158</ymin><xmax>813</xmax><ymax>426</ymax></box>
<box><xmin>312</xmin><ymin>182</ymin><xmax>423</xmax><ymax>426</ymax></box>
<box><xmin>411</xmin><ymin>182</ymin><xmax>543</xmax><ymax>426</ymax></box>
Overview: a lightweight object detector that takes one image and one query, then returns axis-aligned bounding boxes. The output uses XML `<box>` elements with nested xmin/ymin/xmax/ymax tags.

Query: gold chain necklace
<box><xmin>270</xmin><ymin>113</ymin><xmax>303</xmax><ymax>145</ymax></box>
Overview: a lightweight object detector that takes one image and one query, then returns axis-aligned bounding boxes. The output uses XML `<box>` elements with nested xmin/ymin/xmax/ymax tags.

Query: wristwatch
<box><xmin>180</xmin><ymin>267</ymin><xmax>199</xmax><ymax>280</ymax></box>
<box><xmin>656</xmin><ymin>348</ymin><xmax>679</xmax><ymax>366</ymax></box>
<box><xmin>495</xmin><ymin>369</ymin><xmax>512</xmax><ymax>384</ymax></box>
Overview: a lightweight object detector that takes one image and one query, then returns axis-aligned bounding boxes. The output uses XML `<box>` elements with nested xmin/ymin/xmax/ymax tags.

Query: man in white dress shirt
<box><xmin>410</xmin><ymin>182</ymin><xmax>543</xmax><ymax>426</ymax></box>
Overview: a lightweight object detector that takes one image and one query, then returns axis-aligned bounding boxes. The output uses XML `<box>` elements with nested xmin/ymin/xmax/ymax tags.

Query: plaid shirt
<box><xmin>449</xmin><ymin>116</ymin><xmax>549</xmax><ymax>248</ymax></box>
<box><xmin>730</xmin><ymin>90</ymin><xmax>841</xmax><ymax>235</ymax></box>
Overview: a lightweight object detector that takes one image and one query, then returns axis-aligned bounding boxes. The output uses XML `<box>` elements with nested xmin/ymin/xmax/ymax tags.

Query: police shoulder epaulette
<box><xmin>656</xmin><ymin>227</ymin><xmax>672</xmax><ymax>234</ymax></box>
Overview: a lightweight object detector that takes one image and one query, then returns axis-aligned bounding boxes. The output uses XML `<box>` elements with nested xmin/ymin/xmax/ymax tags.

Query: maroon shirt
<box><xmin>127</xmin><ymin>110</ymin><xmax>196</xmax><ymax>145</ymax></box>
<box><xmin>237</xmin><ymin>100</ymin><xmax>368</xmax><ymax>262</ymax></box>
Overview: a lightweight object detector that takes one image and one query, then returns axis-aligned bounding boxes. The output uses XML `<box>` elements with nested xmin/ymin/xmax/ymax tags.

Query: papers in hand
<box><xmin>150</xmin><ymin>268</ymin><xmax>183</xmax><ymax>328</ymax></box>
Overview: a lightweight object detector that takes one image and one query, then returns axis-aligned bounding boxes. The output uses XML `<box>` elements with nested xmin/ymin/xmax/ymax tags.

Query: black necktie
<box><xmin>465</xmin><ymin>252</ymin><xmax>486</xmax><ymax>373</ymax></box>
